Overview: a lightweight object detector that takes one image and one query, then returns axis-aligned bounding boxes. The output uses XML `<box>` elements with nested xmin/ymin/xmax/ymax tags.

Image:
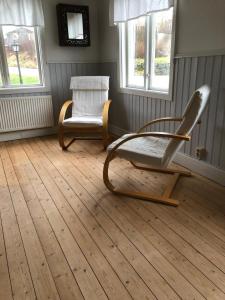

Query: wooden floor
<box><xmin>0</xmin><ymin>136</ymin><xmax>225</xmax><ymax>300</ymax></box>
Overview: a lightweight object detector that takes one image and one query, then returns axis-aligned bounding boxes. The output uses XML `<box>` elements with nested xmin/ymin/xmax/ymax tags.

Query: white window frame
<box><xmin>118</xmin><ymin>3</ymin><xmax>177</xmax><ymax>101</ymax></box>
<box><xmin>0</xmin><ymin>26</ymin><xmax>50</xmax><ymax>94</ymax></box>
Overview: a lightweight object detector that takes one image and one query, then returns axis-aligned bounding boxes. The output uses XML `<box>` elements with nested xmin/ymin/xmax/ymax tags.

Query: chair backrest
<box><xmin>162</xmin><ymin>85</ymin><xmax>211</xmax><ymax>167</ymax></box>
<box><xmin>70</xmin><ymin>76</ymin><xmax>109</xmax><ymax>117</ymax></box>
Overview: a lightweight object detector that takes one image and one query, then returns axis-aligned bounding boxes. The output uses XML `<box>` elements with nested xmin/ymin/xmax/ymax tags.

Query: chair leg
<box><xmin>58</xmin><ymin>127</ymin><xmax>76</xmax><ymax>150</ymax></box>
<box><xmin>102</xmin><ymin>130</ymin><xmax>110</xmax><ymax>150</ymax></box>
<box><xmin>130</xmin><ymin>161</ymin><xmax>191</xmax><ymax>177</ymax></box>
<box><xmin>103</xmin><ymin>153</ymin><xmax>179</xmax><ymax>207</ymax></box>
<box><xmin>103</xmin><ymin>136</ymin><xmax>110</xmax><ymax>150</ymax></box>
<box><xmin>58</xmin><ymin>127</ymin><xmax>66</xmax><ymax>150</ymax></box>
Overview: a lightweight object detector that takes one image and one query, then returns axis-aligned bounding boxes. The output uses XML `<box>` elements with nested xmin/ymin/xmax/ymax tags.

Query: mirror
<box><xmin>57</xmin><ymin>4</ymin><xmax>90</xmax><ymax>47</ymax></box>
<box><xmin>67</xmin><ymin>13</ymin><xmax>84</xmax><ymax>39</ymax></box>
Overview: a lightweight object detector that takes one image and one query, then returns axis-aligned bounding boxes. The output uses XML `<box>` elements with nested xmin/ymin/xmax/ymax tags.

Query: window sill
<box><xmin>118</xmin><ymin>87</ymin><xmax>172</xmax><ymax>101</ymax></box>
<box><xmin>0</xmin><ymin>86</ymin><xmax>51</xmax><ymax>95</ymax></box>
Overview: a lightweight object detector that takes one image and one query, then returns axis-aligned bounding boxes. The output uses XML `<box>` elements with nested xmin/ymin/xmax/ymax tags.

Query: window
<box><xmin>0</xmin><ymin>26</ymin><xmax>44</xmax><ymax>89</ymax></box>
<box><xmin>119</xmin><ymin>7</ymin><xmax>175</xmax><ymax>98</ymax></box>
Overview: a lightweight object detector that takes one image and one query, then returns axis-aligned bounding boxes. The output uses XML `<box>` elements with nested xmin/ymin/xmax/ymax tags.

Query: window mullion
<box><xmin>144</xmin><ymin>16</ymin><xmax>150</xmax><ymax>91</ymax></box>
<box><xmin>148</xmin><ymin>15</ymin><xmax>154</xmax><ymax>91</ymax></box>
<box><xmin>125</xmin><ymin>21</ymin><xmax>129</xmax><ymax>88</ymax></box>
<box><xmin>0</xmin><ymin>26</ymin><xmax>10</xmax><ymax>87</ymax></box>
<box><xmin>34</xmin><ymin>27</ymin><xmax>43</xmax><ymax>86</ymax></box>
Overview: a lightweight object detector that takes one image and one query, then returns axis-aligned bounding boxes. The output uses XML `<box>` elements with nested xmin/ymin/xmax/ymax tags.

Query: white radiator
<box><xmin>0</xmin><ymin>95</ymin><xmax>54</xmax><ymax>132</ymax></box>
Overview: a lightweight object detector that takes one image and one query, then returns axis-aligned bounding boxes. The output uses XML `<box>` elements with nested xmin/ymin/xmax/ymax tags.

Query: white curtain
<box><xmin>0</xmin><ymin>0</ymin><xmax>44</xmax><ymax>26</ymax></box>
<box><xmin>110</xmin><ymin>0</ymin><xmax>174</xmax><ymax>24</ymax></box>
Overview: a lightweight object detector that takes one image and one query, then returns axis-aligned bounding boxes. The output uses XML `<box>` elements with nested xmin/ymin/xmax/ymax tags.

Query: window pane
<box><xmin>150</xmin><ymin>9</ymin><xmax>173</xmax><ymax>91</ymax></box>
<box><xmin>2</xmin><ymin>26</ymin><xmax>41</xmax><ymax>86</ymax></box>
<box><xmin>127</xmin><ymin>16</ymin><xmax>145</xmax><ymax>87</ymax></box>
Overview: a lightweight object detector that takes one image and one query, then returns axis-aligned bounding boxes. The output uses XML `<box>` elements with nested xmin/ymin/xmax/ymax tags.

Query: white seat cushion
<box><xmin>63</xmin><ymin>116</ymin><xmax>103</xmax><ymax>127</ymax></box>
<box><xmin>108</xmin><ymin>134</ymin><xmax>169</xmax><ymax>167</ymax></box>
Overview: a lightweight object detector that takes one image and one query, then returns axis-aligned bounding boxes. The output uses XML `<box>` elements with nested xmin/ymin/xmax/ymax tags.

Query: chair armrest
<box><xmin>138</xmin><ymin>117</ymin><xmax>183</xmax><ymax>133</ymax></box>
<box><xmin>58</xmin><ymin>100</ymin><xmax>73</xmax><ymax>126</ymax></box>
<box><xmin>109</xmin><ymin>131</ymin><xmax>190</xmax><ymax>153</ymax></box>
<box><xmin>102</xmin><ymin>100</ymin><xmax>112</xmax><ymax>129</ymax></box>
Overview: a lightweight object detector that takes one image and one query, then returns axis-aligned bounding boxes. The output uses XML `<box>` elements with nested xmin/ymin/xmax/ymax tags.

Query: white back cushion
<box><xmin>70</xmin><ymin>76</ymin><xmax>109</xmax><ymax>117</ymax></box>
<box><xmin>162</xmin><ymin>85</ymin><xmax>211</xmax><ymax>167</ymax></box>
<box><xmin>72</xmin><ymin>90</ymin><xmax>108</xmax><ymax>117</ymax></box>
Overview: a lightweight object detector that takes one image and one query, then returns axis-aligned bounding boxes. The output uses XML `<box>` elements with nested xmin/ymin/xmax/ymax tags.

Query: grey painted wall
<box><xmin>176</xmin><ymin>0</ymin><xmax>225</xmax><ymax>56</ymax></box>
<box><xmin>100</xmin><ymin>56</ymin><xmax>225</xmax><ymax>171</ymax></box>
<box><xmin>98</xmin><ymin>0</ymin><xmax>225</xmax><ymax>62</ymax></box>
<box><xmin>42</xmin><ymin>0</ymin><xmax>100</xmax><ymax>63</ymax></box>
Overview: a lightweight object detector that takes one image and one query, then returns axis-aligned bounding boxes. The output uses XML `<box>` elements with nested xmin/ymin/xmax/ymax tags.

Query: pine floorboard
<box><xmin>0</xmin><ymin>136</ymin><xmax>225</xmax><ymax>300</ymax></box>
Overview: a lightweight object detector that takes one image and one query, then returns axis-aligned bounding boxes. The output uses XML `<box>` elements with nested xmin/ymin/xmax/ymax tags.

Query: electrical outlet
<box><xmin>196</xmin><ymin>147</ymin><xmax>206</xmax><ymax>160</ymax></box>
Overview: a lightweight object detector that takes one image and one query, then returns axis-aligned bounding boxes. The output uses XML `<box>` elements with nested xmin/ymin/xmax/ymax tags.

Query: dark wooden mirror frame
<box><xmin>56</xmin><ymin>4</ymin><xmax>90</xmax><ymax>47</ymax></box>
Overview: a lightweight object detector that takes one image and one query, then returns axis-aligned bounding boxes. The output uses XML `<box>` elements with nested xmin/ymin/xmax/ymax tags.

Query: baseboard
<box><xmin>109</xmin><ymin>124</ymin><xmax>225</xmax><ymax>186</ymax></box>
<box><xmin>174</xmin><ymin>153</ymin><xmax>225</xmax><ymax>186</ymax></box>
<box><xmin>0</xmin><ymin>127</ymin><xmax>57</xmax><ymax>142</ymax></box>
<box><xmin>109</xmin><ymin>125</ymin><xmax>128</xmax><ymax>137</ymax></box>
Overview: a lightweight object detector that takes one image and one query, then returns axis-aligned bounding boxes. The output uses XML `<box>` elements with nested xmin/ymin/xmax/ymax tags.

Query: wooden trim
<box><xmin>102</xmin><ymin>100</ymin><xmax>112</xmax><ymax>147</ymax></box>
<box><xmin>58</xmin><ymin>100</ymin><xmax>73</xmax><ymax>126</ymax></box>
<box><xmin>137</xmin><ymin>117</ymin><xmax>183</xmax><ymax>133</ymax></box>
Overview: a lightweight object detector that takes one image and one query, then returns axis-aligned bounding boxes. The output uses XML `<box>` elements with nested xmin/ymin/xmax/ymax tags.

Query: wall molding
<box><xmin>47</xmin><ymin>60</ymin><xmax>101</xmax><ymax>64</ymax></box>
<box><xmin>0</xmin><ymin>127</ymin><xmax>57</xmax><ymax>142</ymax></box>
<box><xmin>175</xmin><ymin>152</ymin><xmax>225</xmax><ymax>187</ymax></box>
<box><xmin>100</xmin><ymin>49</ymin><xmax>225</xmax><ymax>64</ymax></box>
<box><xmin>175</xmin><ymin>49</ymin><xmax>225</xmax><ymax>58</ymax></box>
<box><xmin>109</xmin><ymin>124</ymin><xmax>225</xmax><ymax>187</ymax></box>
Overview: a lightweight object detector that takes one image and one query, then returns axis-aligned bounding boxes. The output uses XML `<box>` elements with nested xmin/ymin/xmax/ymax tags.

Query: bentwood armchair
<box><xmin>103</xmin><ymin>85</ymin><xmax>211</xmax><ymax>206</ymax></box>
<box><xmin>59</xmin><ymin>76</ymin><xmax>111</xmax><ymax>150</ymax></box>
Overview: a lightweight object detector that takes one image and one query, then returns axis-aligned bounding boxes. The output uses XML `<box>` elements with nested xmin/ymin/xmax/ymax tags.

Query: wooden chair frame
<box><xmin>59</xmin><ymin>99</ymin><xmax>112</xmax><ymax>150</ymax></box>
<box><xmin>103</xmin><ymin>117</ymin><xmax>192</xmax><ymax>206</ymax></box>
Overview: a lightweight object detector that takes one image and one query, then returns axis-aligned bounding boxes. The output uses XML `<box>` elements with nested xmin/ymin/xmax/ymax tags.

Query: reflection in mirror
<box><xmin>67</xmin><ymin>12</ymin><xmax>84</xmax><ymax>39</ymax></box>
<box><xmin>57</xmin><ymin>4</ymin><xmax>90</xmax><ymax>47</ymax></box>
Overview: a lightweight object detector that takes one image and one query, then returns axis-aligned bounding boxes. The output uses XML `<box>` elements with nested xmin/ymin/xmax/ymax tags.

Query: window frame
<box><xmin>0</xmin><ymin>26</ymin><xmax>50</xmax><ymax>94</ymax></box>
<box><xmin>118</xmin><ymin>3</ymin><xmax>177</xmax><ymax>101</ymax></box>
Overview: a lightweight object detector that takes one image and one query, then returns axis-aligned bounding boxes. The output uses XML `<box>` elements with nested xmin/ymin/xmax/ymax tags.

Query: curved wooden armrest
<box><xmin>138</xmin><ymin>117</ymin><xmax>183</xmax><ymax>133</ymax></box>
<box><xmin>109</xmin><ymin>132</ymin><xmax>190</xmax><ymax>153</ymax></box>
<box><xmin>58</xmin><ymin>100</ymin><xmax>73</xmax><ymax>126</ymax></box>
<box><xmin>102</xmin><ymin>100</ymin><xmax>112</xmax><ymax>129</ymax></box>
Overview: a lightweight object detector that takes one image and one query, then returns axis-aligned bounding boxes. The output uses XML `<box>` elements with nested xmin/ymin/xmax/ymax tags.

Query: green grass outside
<box><xmin>135</xmin><ymin>56</ymin><xmax>170</xmax><ymax>76</ymax></box>
<box><xmin>10</xmin><ymin>74</ymin><xmax>40</xmax><ymax>85</ymax></box>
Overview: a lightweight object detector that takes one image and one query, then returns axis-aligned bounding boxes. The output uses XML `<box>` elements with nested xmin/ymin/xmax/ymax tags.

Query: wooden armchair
<box><xmin>58</xmin><ymin>76</ymin><xmax>111</xmax><ymax>150</ymax></box>
<box><xmin>103</xmin><ymin>85</ymin><xmax>211</xmax><ymax>206</ymax></box>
